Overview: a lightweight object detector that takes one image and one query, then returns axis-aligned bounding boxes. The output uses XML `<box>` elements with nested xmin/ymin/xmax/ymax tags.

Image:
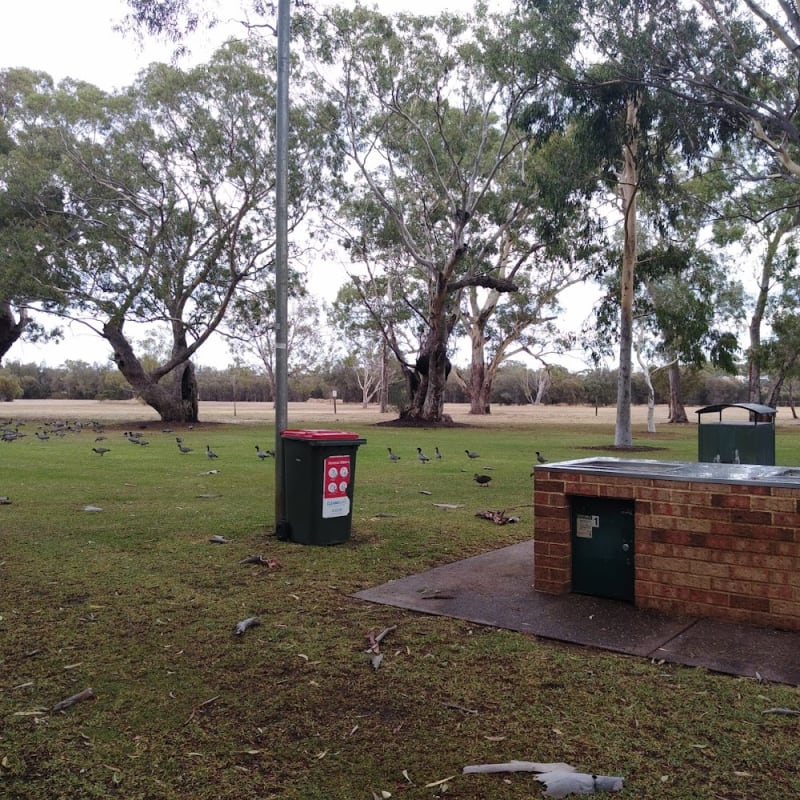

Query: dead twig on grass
<box><xmin>238</xmin><ymin>554</ymin><xmax>280</xmax><ymax>568</ymax></box>
<box><xmin>51</xmin><ymin>687</ymin><xmax>95</xmax><ymax>713</ymax></box>
<box><xmin>365</xmin><ymin>624</ymin><xmax>397</xmax><ymax>669</ymax></box>
<box><xmin>184</xmin><ymin>695</ymin><xmax>220</xmax><ymax>726</ymax></box>
<box><xmin>474</xmin><ymin>510</ymin><xmax>520</xmax><ymax>525</ymax></box>
<box><xmin>234</xmin><ymin>616</ymin><xmax>261</xmax><ymax>635</ymax></box>
<box><xmin>443</xmin><ymin>701</ymin><xmax>478</xmax><ymax>715</ymax></box>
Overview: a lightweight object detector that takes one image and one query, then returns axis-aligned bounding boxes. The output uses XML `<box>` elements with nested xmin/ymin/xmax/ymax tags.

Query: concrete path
<box><xmin>354</xmin><ymin>540</ymin><xmax>800</xmax><ymax>686</ymax></box>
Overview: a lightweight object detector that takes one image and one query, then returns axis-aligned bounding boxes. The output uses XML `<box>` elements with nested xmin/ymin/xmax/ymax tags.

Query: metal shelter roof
<box><xmin>695</xmin><ymin>402</ymin><xmax>777</xmax><ymax>421</ymax></box>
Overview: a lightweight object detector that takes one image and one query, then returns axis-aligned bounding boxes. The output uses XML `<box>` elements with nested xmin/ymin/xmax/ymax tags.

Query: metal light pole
<box><xmin>273</xmin><ymin>0</ymin><xmax>290</xmax><ymax>539</ymax></box>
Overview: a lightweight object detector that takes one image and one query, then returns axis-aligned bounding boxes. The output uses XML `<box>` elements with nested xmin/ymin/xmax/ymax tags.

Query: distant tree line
<box><xmin>0</xmin><ymin>359</ymin><xmax>755</xmax><ymax>411</ymax></box>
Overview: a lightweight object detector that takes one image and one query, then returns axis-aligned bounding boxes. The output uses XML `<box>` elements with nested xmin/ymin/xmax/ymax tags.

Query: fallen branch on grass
<box><xmin>474</xmin><ymin>510</ymin><xmax>520</xmax><ymax>525</ymax></box>
<box><xmin>462</xmin><ymin>761</ymin><xmax>623</xmax><ymax>797</ymax></box>
<box><xmin>365</xmin><ymin>625</ymin><xmax>397</xmax><ymax>669</ymax></box>
<box><xmin>234</xmin><ymin>616</ymin><xmax>261</xmax><ymax>635</ymax></box>
<box><xmin>763</xmin><ymin>707</ymin><xmax>800</xmax><ymax>716</ymax></box>
<box><xmin>184</xmin><ymin>695</ymin><xmax>220</xmax><ymax>725</ymax></box>
<box><xmin>443</xmin><ymin>701</ymin><xmax>478</xmax><ymax>715</ymax></box>
<box><xmin>463</xmin><ymin>761</ymin><xmax>574</xmax><ymax>775</ymax></box>
<box><xmin>238</xmin><ymin>554</ymin><xmax>280</xmax><ymax>568</ymax></box>
<box><xmin>51</xmin><ymin>687</ymin><xmax>95</xmax><ymax>713</ymax></box>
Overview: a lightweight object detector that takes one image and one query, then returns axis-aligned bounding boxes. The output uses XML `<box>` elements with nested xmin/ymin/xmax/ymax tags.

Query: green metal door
<box><xmin>571</xmin><ymin>496</ymin><xmax>635</xmax><ymax>602</ymax></box>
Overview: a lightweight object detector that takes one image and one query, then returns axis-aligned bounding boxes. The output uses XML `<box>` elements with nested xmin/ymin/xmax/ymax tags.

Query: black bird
<box><xmin>177</xmin><ymin>442</ymin><xmax>193</xmax><ymax>454</ymax></box>
<box><xmin>536</xmin><ymin>451</ymin><xmax>548</xmax><ymax>464</ymax></box>
<box><xmin>92</xmin><ymin>446</ymin><xmax>111</xmax><ymax>456</ymax></box>
<box><xmin>465</xmin><ymin>449</ymin><xmax>480</xmax><ymax>459</ymax></box>
<box><xmin>473</xmin><ymin>473</ymin><xmax>492</xmax><ymax>487</ymax></box>
<box><xmin>435</xmin><ymin>446</ymin><xmax>443</xmax><ymax>459</ymax></box>
<box><xmin>255</xmin><ymin>445</ymin><xmax>273</xmax><ymax>460</ymax></box>
<box><xmin>206</xmin><ymin>445</ymin><xmax>219</xmax><ymax>459</ymax></box>
<box><xmin>387</xmin><ymin>447</ymin><xmax>401</xmax><ymax>462</ymax></box>
<box><xmin>417</xmin><ymin>447</ymin><xmax>430</xmax><ymax>463</ymax></box>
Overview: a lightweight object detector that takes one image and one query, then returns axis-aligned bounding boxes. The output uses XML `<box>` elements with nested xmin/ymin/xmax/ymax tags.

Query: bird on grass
<box><xmin>255</xmin><ymin>445</ymin><xmax>274</xmax><ymax>460</ymax></box>
<box><xmin>387</xmin><ymin>447</ymin><xmax>401</xmax><ymax>461</ymax></box>
<box><xmin>206</xmin><ymin>445</ymin><xmax>219</xmax><ymax>459</ymax></box>
<box><xmin>536</xmin><ymin>451</ymin><xmax>548</xmax><ymax>464</ymax></box>
<box><xmin>417</xmin><ymin>447</ymin><xmax>430</xmax><ymax>463</ymax></box>
<box><xmin>92</xmin><ymin>446</ymin><xmax>111</xmax><ymax>456</ymax></box>
<box><xmin>473</xmin><ymin>473</ymin><xmax>492</xmax><ymax>487</ymax></box>
<box><xmin>177</xmin><ymin>441</ymin><xmax>193</xmax><ymax>454</ymax></box>
<box><xmin>435</xmin><ymin>446</ymin><xmax>443</xmax><ymax>459</ymax></box>
<box><xmin>465</xmin><ymin>449</ymin><xmax>480</xmax><ymax>459</ymax></box>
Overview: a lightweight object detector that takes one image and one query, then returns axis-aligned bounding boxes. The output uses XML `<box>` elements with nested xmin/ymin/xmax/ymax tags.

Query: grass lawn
<box><xmin>1</xmin><ymin>401</ymin><xmax>798</xmax><ymax>799</ymax></box>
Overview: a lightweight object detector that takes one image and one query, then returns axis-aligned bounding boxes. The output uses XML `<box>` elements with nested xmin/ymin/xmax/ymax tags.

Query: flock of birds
<box><xmin>1</xmin><ymin>418</ymin><xmax>278</xmax><ymax>464</ymax></box>
<box><xmin>4</xmin><ymin>417</ymin><xmax>552</xmax><ymax>488</ymax></box>
<box><xmin>385</xmin><ymin>445</ymin><xmax>550</xmax><ymax>486</ymax></box>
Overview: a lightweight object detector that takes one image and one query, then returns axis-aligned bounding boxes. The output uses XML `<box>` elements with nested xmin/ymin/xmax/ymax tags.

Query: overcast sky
<box><xmin>0</xmin><ymin>0</ymin><xmax>475</xmax><ymax>90</ymax></box>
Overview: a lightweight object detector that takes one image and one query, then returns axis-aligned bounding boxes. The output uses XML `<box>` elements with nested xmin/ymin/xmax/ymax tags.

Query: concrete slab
<box><xmin>354</xmin><ymin>540</ymin><xmax>800</xmax><ymax>686</ymax></box>
<box><xmin>655</xmin><ymin>618</ymin><xmax>800</xmax><ymax>686</ymax></box>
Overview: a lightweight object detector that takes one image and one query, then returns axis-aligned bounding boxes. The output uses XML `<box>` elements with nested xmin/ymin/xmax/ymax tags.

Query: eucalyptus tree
<box><xmin>309</xmin><ymin>4</ymin><xmax>591</xmax><ymax>421</ymax></box>
<box><xmin>762</xmin><ymin>292</ymin><xmax>800</xmax><ymax>410</ymax></box>
<box><xmin>710</xmin><ymin>176</ymin><xmax>800</xmax><ymax>404</ymax></box>
<box><xmin>594</xmin><ymin>240</ymin><xmax>743</xmax><ymax>423</ymax></box>
<box><xmin>0</xmin><ymin>69</ymin><xmax>73</xmax><ymax>362</ymax></box>
<box><xmin>648</xmin><ymin>1</ymin><xmax>800</xmax><ymax>181</ymax></box>
<box><xmin>46</xmin><ymin>39</ymin><xmax>333</xmax><ymax>422</ymax></box>
<box><xmin>224</xmin><ymin>291</ymin><xmax>329</xmax><ymax>401</ymax></box>
<box><xmin>329</xmin><ymin>277</ymin><xmax>413</xmax><ymax>413</ymax></box>
<box><xmin>526</xmin><ymin>0</ymin><xmax>738</xmax><ymax>444</ymax></box>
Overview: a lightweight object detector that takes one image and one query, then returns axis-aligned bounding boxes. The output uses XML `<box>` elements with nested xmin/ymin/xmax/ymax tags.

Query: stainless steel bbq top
<box><xmin>535</xmin><ymin>457</ymin><xmax>800</xmax><ymax>487</ymax></box>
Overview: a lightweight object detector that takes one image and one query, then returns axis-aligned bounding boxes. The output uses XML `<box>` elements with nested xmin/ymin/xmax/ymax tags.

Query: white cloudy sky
<box><xmin>0</xmin><ymin>0</ymin><xmax>475</xmax><ymax>89</ymax></box>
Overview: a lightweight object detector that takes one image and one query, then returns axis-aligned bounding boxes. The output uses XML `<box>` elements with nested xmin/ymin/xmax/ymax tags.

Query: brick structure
<box><xmin>533</xmin><ymin>463</ymin><xmax>800</xmax><ymax>632</ymax></box>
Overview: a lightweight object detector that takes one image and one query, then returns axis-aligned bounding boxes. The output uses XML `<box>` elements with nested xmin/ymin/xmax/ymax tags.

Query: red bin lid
<box><xmin>281</xmin><ymin>429</ymin><xmax>361</xmax><ymax>440</ymax></box>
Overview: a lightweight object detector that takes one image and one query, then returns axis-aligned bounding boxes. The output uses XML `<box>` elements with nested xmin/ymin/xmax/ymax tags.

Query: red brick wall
<box><xmin>533</xmin><ymin>468</ymin><xmax>800</xmax><ymax>632</ymax></box>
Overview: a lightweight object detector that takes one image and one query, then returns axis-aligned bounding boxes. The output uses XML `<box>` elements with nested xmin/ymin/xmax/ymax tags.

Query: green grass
<box><xmin>1</xmin><ymin>414</ymin><xmax>799</xmax><ymax>799</ymax></box>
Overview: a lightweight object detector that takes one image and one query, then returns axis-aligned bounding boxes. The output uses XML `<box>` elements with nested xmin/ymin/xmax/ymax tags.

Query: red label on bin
<box><xmin>322</xmin><ymin>454</ymin><xmax>351</xmax><ymax>518</ymax></box>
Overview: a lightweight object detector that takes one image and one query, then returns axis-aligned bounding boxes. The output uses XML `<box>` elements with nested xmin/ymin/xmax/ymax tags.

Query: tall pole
<box><xmin>274</xmin><ymin>0</ymin><xmax>290</xmax><ymax>539</ymax></box>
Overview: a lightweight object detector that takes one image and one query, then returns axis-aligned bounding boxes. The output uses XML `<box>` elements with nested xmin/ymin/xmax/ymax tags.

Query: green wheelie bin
<box><xmin>280</xmin><ymin>429</ymin><xmax>367</xmax><ymax>545</ymax></box>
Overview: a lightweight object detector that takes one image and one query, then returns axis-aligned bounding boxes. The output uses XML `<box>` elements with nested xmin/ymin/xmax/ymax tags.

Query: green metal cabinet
<box><xmin>571</xmin><ymin>496</ymin><xmax>635</xmax><ymax>603</ymax></box>
<box><xmin>696</xmin><ymin>403</ymin><xmax>776</xmax><ymax>465</ymax></box>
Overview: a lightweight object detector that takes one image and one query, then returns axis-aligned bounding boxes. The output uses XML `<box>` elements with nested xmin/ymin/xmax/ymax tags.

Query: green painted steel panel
<box><xmin>696</xmin><ymin>404</ymin><xmax>776</xmax><ymax>465</ymax></box>
<box><xmin>697</xmin><ymin>423</ymin><xmax>775</xmax><ymax>465</ymax></box>
<box><xmin>571</xmin><ymin>496</ymin><xmax>635</xmax><ymax>603</ymax></box>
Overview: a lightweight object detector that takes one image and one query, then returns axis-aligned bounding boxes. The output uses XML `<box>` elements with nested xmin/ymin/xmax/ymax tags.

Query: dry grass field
<box><xmin>2</xmin><ymin>398</ymin><xmax>750</xmax><ymax>428</ymax></box>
